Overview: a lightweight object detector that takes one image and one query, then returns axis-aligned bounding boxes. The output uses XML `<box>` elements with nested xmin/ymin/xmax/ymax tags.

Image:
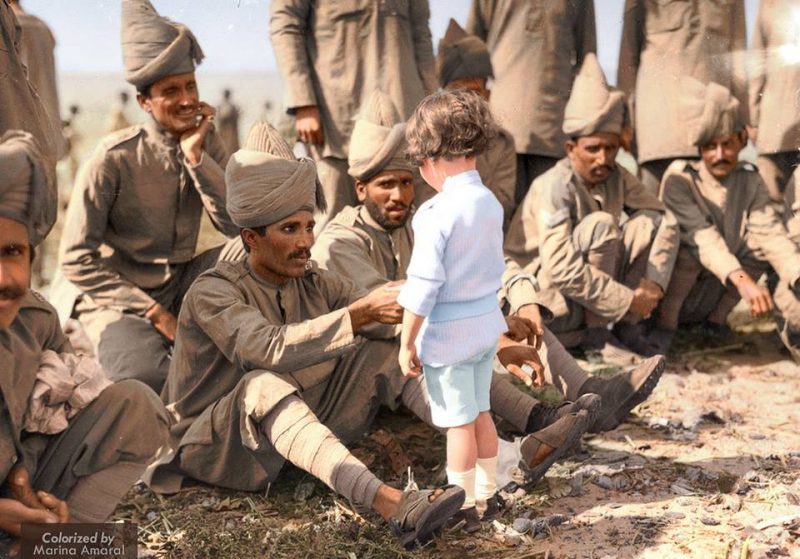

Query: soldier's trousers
<box><xmin>75</xmin><ymin>247</ymin><xmax>223</xmax><ymax>393</ymax></box>
<box><xmin>8</xmin><ymin>380</ymin><xmax>168</xmax><ymax>522</ymax></box>
<box><xmin>658</xmin><ymin>247</ymin><xmax>800</xmax><ymax>362</ymax></box>
<box><xmin>309</xmin><ymin>150</ymin><xmax>356</xmax><ymax>235</ymax></box>
<box><xmin>542</xmin><ymin>210</ymin><xmax>665</xmax><ymax>342</ymax></box>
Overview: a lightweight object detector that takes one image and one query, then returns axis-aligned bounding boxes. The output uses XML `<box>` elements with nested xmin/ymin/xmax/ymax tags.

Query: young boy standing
<box><xmin>397</xmin><ymin>89</ymin><xmax>511</xmax><ymax>529</ymax></box>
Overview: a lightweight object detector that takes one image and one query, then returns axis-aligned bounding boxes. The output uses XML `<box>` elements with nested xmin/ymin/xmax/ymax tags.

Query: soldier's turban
<box><xmin>226</xmin><ymin>122</ymin><xmax>320</xmax><ymax>228</ymax></box>
<box><xmin>437</xmin><ymin>18</ymin><xmax>493</xmax><ymax>87</ymax></box>
<box><xmin>0</xmin><ymin>130</ymin><xmax>56</xmax><ymax>247</ymax></box>
<box><xmin>121</xmin><ymin>0</ymin><xmax>204</xmax><ymax>89</ymax></box>
<box><xmin>347</xmin><ymin>89</ymin><xmax>413</xmax><ymax>181</ymax></box>
<box><xmin>680</xmin><ymin>77</ymin><xmax>744</xmax><ymax>147</ymax></box>
<box><xmin>563</xmin><ymin>53</ymin><xmax>626</xmax><ymax>138</ymax></box>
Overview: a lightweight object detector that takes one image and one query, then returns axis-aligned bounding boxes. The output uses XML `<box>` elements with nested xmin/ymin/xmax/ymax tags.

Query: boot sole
<box><xmin>392</xmin><ymin>486</ymin><xmax>466</xmax><ymax>550</ymax></box>
<box><xmin>516</xmin><ymin>408</ymin><xmax>596</xmax><ymax>490</ymax></box>
<box><xmin>593</xmin><ymin>355</ymin><xmax>666</xmax><ymax>432</ymax></box>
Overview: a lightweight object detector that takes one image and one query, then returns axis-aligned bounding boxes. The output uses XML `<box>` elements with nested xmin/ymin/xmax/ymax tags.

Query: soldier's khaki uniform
<box><xmin>146</xmin><ymin>260</ymin><xmax>405</xmax><ymax>493</ymax></box>
<box><xmin>618</xmin><ymin>0</ymin><xmax>749</xmax><ymax>194</ymax></box>
<box><xmin>15</xmin><ymin>11</ymin><xmax>65</xmax><ymax>159</ymax></box>
<box><xmin>785</xmin><ymin>167</ymin><xmax>800</xmax><ymax>246</ymax></box>
<box><xmin>477</xmin><ymin>127</ymin><xmax>517</xmax><ymax>231</ymax></box>
<box><xmin>505</xmin><ymin>158</ymin><xmax>679</xmax><ymax>339</ymax></box>
<box><xmin>749</xmin><ymin>0</ymin><xmax>800</xmax><ymax>201</ymax></box>
<box><xmin>467</xmin><ymin>0</ymin><xmax>596</xmax><ymax>201</ymax></box>
<box><xmin>658</xmin><ymin>161</ymin><xmax>800</xmax><ymax>361</ymax></box>
<box><xmin>56</xmin><ymin>121</ymin><xmax>237</xmax><ymax>391</ymax></box>
<box><xmin>269</xmin><ymin>0</ymin><xmax>436</xmax><ymax>230</ymax></box>
<box><xmin>0</xmin><ymin>4</ymin><xmax>57</xmax><ymax>169</ymax></box>
<box><xmin>0</xmin><ymin>291</ymin><xmax>169</xmax><ymax>521</ymax></box>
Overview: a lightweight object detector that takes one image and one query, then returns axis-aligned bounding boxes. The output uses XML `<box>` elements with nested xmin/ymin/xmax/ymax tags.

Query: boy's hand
<box><xmin>399</xmin><ymin>344</ymin><xmax>422</xmax><ymax>378</ymax></box>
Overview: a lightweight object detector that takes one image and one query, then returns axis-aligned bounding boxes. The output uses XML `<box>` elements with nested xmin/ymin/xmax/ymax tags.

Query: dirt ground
<box><xmin>108</xmin><ymin>317</ymin><xmax>799</xmax><ymax>559</ymax></box>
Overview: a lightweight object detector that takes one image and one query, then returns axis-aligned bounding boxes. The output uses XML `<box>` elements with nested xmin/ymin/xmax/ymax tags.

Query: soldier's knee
<box><xmin>580</xmin><ymin>211</ymin><xmax>622</xmax><ymax>245</ymax></box>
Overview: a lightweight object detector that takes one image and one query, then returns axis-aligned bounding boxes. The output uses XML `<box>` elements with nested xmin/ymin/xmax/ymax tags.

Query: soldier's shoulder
<box><xmin>96</xmin><ymin>125</ymin><xmax>144</xmax><ymax>153</ymax></box>
<box><xmin>18</xmin><ymin>290</ymin><xmax>57</xmax><ymax>316</ymax></box>
<box><xmin>736</xmin><ymin>161</ymin><xmax>759</xmax><ymax>174</ymax></box>
<box><xmin>326</xmin><ymin>205</ymin><xmax>361</xmax><ymax>229</ymax></box>
<box><xmin>198</xmin><ymin>259</ymin><xmax>250</xmax><ymax>287</ymax></box>
<box><xmin>663</xmin><ymin>159</ymin><xmax>699</xmax><ymax>181</ymax></box>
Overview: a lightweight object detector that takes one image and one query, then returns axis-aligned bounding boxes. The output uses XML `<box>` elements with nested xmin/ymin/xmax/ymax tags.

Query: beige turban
<box><xmin>680</xmin><ymin>78</ymin><xmax>744</xmax><ymax>147</ymax></box>
<box><xmin>347</xmin><ymin>89</ymin><xmax>413</xmax><ymax>181</ymax></box>
<box><xmin>121</xmin><ymin>0</ymin><xmax>204</xmax><ymax>89</ymax></box>
<box><xmin>226</xmin><ymin>122</ymin><xmax>319</xmax><ymax>228</ymax></box>
<box><xmin>563</xmin><ymin>53</ymin><xmax>626</xmax><ymax>138</ymax></box>
<box><xmin>437</xmin><ymin>19</ymin><xmax>493</xmax><ymax>87</ymax></box>
<box><xmin>0</xmin><ymin>130</ymin><xmax>56</xmax><ymax>246</ymax></box>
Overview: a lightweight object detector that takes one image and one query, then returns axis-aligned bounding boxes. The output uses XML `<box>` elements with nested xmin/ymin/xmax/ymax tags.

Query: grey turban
<box><xmin>437</xmin><ymin>19</ymin><xmax>493</xmax><ymax>87</ymax></box>
<box><xmin>121</xmin><ymin>0</ymin><xmax>204</xmax><ymax>89</ymax></box>
<box><xmin>226</xmin><ymin>122</ymin><xmax>319</xmax><ymax>228</ymax></box>
<box><xmin>0</xmin><ymin>130</ymin><xmax>56</xmax><ymax>247</ymax></box>
<box><xmin>680</xmin><ymin>78</ymin><xmax>744</xmax><ymax>147</ymax></box>
<box><xmin>348</xmin><ymin>89</ymin><xmax>413</xmax><ymax>181</ymax></box>
<box><xmin>563</xmin><ymin>53</ymin><xmax>626</xmax><ymax>138</ymax></box>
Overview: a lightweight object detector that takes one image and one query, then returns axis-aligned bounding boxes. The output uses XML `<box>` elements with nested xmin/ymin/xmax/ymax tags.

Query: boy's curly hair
<box><xmin>405</xmin><ymin>89</ymin><xmax>498</xmax><ymax>166</ymax></box>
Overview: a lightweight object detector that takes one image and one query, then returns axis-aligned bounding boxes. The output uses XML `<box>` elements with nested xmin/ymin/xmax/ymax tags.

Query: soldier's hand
<box><xmin>629</xmin><ymin>278</ymin><xmax>663</xmax><ymax>319</ymax></box>
<box><xmin>0</xmin><ymin>498</ymin><xmax>60</xmax><ymax>538</ymax></box>
<box><xmin>512</xmin><ymin>304</ymin><xmax>545</xmax><ymax>349</ymax></box>
<box><xmin>729</xmin><ymin>270</ymin><xmax>774</xmax><ymax>317</ymax></box>
<box><xmin>496</xmin><ymin>337</ymin><xmax>546</xmax><ymax>388</ymax></box>
<box><xmin>398</xmin><ymin>344</ymin><xmax>422</xmax><ymax>378</ymax></box>
<box><xmin>146</xmin><ymin>302</ymin><xmax>178</xmax><ymax>342</ymax></box>
<box><xmin>348</xmin><ymin>281</ymin><xmax>404</xmax><ymax>330</ymax></box>
<box><xmin>180</xmin><ymin>101</ymin><xmax>216</xmax><ymax>165</ymax></box>
<box><xmin>295</xmin><ymin>105</ymin><xmax>324</xmax><ymax>146</ymax></box>
<box><xmin>6</xmin><ymin>467</ymin><xmax>45</xmax><ymax>511</ymax></box>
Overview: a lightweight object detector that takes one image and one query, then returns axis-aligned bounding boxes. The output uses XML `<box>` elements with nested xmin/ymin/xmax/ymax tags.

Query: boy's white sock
<box><xmin>475</xmin><ymin>455</ymin><xmax>498</xmax><ymax>502</ymax></box>
<box><xmin>447</xmin><ymin>467</ymin><xmax>476</xmax><ymax>509</ymax></box>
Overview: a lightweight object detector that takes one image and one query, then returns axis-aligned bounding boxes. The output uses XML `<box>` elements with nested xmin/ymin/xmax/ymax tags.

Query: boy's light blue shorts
<box><xmin>423</xmin><ymin>344</ymin><xmax>497</xmax><ymax>428</ymax></box>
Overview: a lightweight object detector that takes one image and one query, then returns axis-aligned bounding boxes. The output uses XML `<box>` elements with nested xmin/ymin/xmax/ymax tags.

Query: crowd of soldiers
<box><xmin>1</xmin><ymin>0</ymin><xmax>800</xmax><ymax>553</ymax></box>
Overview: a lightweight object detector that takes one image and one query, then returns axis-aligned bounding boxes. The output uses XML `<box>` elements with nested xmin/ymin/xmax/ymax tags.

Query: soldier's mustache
<box><xmin>0</xmin><ymin>287</ymin><xmax>25</xmax><ymax>301</ymax></box>
<box><xmin>289</xmin><ymin>249</ymin><xmax>311</xmax><ymax>259</ymax></box>
<box><xmin>712</xmin><ymin>159</ymin><xmax>732</xmax><ymax>167</ymax></box>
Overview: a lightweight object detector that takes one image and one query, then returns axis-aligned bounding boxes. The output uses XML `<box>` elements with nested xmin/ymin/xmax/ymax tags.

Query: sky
<box><xmin>20</xmin><ymin>0</ymin><xmax>760</xmax><ymax>84</ymax></box>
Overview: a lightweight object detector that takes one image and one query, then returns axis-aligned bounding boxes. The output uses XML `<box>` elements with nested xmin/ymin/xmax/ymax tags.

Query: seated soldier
<box><xmin>313</xmin><ymin>89</ymin><xmax>667</xmax><ymax>435</ymax></box>
<box><xmin>54</xmin><ymin>0</ymin><xmax>237</xmax><ymax>392</ymax></box>
<box><xmin>653</xmin><ymin>78</ymin><xmax>800</xmax><ymax>361</ymax></box>
<box><xmin>0</xmin><ymin>131</ymin><xmax>169</xmax><ymax>550</ymax></box>
<box><xmin>435</xmin><ymin>19</ymin><xmax>517</xmax><ymax>231</ymax></box>
<box><xmin>146</xmin><ymin>123</ymin><xmax>597</xmax><ymax>549</ymax></box>
<box><xmin>504</xmin><ymin>54</ymin><xmax>679</xmax><ymax>364</ymax></box>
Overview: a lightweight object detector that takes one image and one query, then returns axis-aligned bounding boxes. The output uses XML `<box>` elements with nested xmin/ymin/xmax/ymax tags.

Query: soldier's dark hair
<box><xmin>405</xmin><ymin>89</ymin><xmax>497</xmax><ymax>167</ymax></box>
<box><xmin>240</xmin><ymin>226</ymin><xmax>267</xmax><ymax>253</ymax></box>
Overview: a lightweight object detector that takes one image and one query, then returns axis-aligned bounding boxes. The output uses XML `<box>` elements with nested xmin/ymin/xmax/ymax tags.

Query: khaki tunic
<box><xmin>467</xmin><ymin>0</ymin><xmax>596</xmax><ymax>157</ymax></box>
<box><xmin>618</xmin><ymin>0</ymin><xmax>749</xmax><ymax>163</ymax></box>
<box><xmin>0</xmin><ymin>291</ymin><xmax>168</xmax><ymax>496</ymax></box>
<box><xmin>0</xmin><ymin>3</ymin><xmax>57</xmax><ymax>168</ymax></box>
<box><xmin>477</xmin><ymin>127</ymin><xmax>518</xmax><ymax>230</ymax></box>
<box><xmin>16</xmin><ymin>12</ymin><xmax>65</xmax><ymax>159</ymax></box>
<box><xmin>269</xmin><ymin>0</ymin><xmax>436</xmax><ymax>159</ymax></box>
<box><xmin>661</xmin><ymin>160</ymin><xmax>800</xmax><ymax>285</ymax></box>
<box><xmin>148</xmin><ymin>260</ymin><xmax>401</xmax><ymax>492</ymax></box>
<box><xmin>749</xmin><ymin>0</ymin><xmax>800</xmax><ymax>155</ymax></box>
<box><xmin>785</xmin><ymin>167</ymin><xmax>800</xmax><ymax>245</ymax></box>
<box><xmin>57</xmin><ymin>120</ymin><xmax>237</xmax><ymax>316</ymax></box>
<box><xmin>504</xmin><ymin>158</ymin><xmax>678</xmax><ymax>321</ymax></box>
<box><xmin>312</xmin><ymin>205</ymin><xmax>413</xmax><ymax>291</ymax></box>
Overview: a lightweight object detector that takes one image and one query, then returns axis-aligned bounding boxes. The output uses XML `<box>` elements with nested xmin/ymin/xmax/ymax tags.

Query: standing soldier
<box><xmin>655</xmin><ymin>78</ymin><xmax>800</xmax><ymax>361</ymax></box>
<box><xmin>269</xmin><ymin>0</ymin><xmax>437</xmax><ymax>232</ymax></box>
<box><xmin>749</xmin><ymin>0</ymin><xmax>800</xmax><ymax>202</ymax></box>
<box><xmin>54</xmin><ymin>0</ymin><xmax>238</xmax><ymax>392</ymax></box>
<box><xmin>618</xmin><ymin>0</ymin><xmax>749</xmax><ymax>195</ymax></box>
<box><xmin>436</xmin><ymin>19</ymin><xmax>517</xmax><ymax>230</ymax></box>
<box><xmin>217</xmin><ymin>88</ymin><xmax>241</xmax><ymax>153</ymax></box>
<box><xmin>8</xmin><ymin>0</ymin><xmax>65</xmax><ymax>160</ymax></box>
<box><xmin>107</xmin><ymin>91</ymin><xmax>133</xmax><ymax>133</ymax></box>
<box><xmin>467</xmin><ymin>0</ymin><xmax>596</xmax><ymax>205</ymax></box>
